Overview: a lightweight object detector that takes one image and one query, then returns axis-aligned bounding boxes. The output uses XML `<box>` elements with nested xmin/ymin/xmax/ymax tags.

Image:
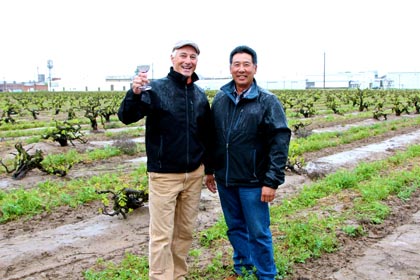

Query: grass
<box><xmin>83</xmin><ymin>144</ymin><xmax>420</xmax><ymax>279</ymax></box>
<box><xmin>0</xmin><ymin>142</ymin><xmax>145</xmax><ymax>175</ymax></box>
<box><xmin>84</xmin><ymin>253</ymin><xmax>149</xmax><ymax>280</ymax></box>
<box><xmin>291</xmin><ymin>114</ymin><xmax>420</xmax><ymax>157</ymax></box>
<box><xmin>0</xmin><ymin>165</ymin><xmax>148</xmax><ymax>223</ymax></box>
<box><xmin>1</xmin><ymin>90</ymin><xmax>420</xmax><ymax>279</ymax></box>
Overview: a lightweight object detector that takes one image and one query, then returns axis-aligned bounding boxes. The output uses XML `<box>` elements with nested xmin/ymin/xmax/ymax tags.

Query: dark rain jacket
<box><xmin>210</xmin><ymin>80</ymin><xmax>291</xmax><ymax>189</ymax></box>
<box><xmin>118</xmin><ymin>67</ymin><xmax>213</xmax><ymax>174</ymax></box>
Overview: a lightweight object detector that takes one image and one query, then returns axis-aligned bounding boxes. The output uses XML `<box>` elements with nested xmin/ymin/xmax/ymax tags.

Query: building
<box><xmin>0</xmin><ymin>81</ymin><xmax>48</xmax><ymax>92</ymax></box>
<box><xmin>4</xmin><ymin>71</ymin><xmax>420</xmax><ymax>92</ymax></box>
<box><xmin>303</xmin><ymin>71</ymin><xmax>419</xmax><ymax>90</ymax></box>
<box><xmin>104</xmin><ymin>76</ymin><xmax>132</xmax><ymax>91</ymax></box>
<box><xmin>386</xmin><ymin>72</ymin><xmax>420</xmax><ymax>89</ymax></box>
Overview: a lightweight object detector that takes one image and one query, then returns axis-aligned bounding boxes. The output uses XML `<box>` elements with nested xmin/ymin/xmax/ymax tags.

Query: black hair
<box><xmin>229</xmin><ymin>45</ymin><xmax>258</xmax><ymax>64</ymax></box>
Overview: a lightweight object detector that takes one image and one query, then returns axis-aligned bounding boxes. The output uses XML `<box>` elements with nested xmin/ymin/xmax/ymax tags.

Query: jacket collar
<box><xmin>220</xmin><ymin>79</ymin><xmax>259</xmax><ymax>102</ymax></box>
<box><xmin>168</xmin><ymin>67</ymin><xmax>199</xmax><ymax>86</ymax></box>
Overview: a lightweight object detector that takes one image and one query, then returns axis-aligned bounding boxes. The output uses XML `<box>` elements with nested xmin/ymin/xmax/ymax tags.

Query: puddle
<box><xmin>0</xmin><ymin>153</ymin><xmax>148</xmax><ymax>190</ymax></box>
<box><xmin>330</xmin><ymin>210</ymin><xmax>420</xmax><ymax>280</ymax></box>
<box><xmin>0</xmin><ymin>180</ymin><xmax>8</xmax><ymax>189</ymax></box>
<box><xmin>1</xmin><ymin>121</ymin><xmax>420</xmax><ymax>279</ymax></box>
<box><xmin>312</xmin><ymin>115</ymin><xmax>418</xmax><ymax>134</ymax></box>
<box><xmin>305</xmin><ymin>129</ymin><xmax>420</xmax><ymax>178</ymax></box>
<box><xmin>127</xmin><ymin>157</ymin><xmax>147</xmax><ymax>163</ymax></box>
<box><xmin>0</xmin><ymin>215</ymin><xmax>112</xmax><ymax>262</ymax></box>
<box><xmin>0</xmin><ymin>207</ymin><xmax>151</xmax><ymax>279</ymax></box>
<box><xmin>312</xmin><ymin>119</ymin><xmax>379</xmax><ymax>133</ymax></box>
<box><xmin>1</xmin><ymin>125</ymin><xmax>144</xmax><ymax>142</ymax></box>
<box><xmin>85</xmin><ymin>125</ymin><xmax>144</xmax><ymax>135</ymax></box>
<box><xmin>2</xmin><ymin>122</ymin><xmax>420</xmax><ymax>190</ymax></box>
<box><xmin>88</xmin><ymin>136</ymin><xmax>145</xmax><ymax>147</ymax></box>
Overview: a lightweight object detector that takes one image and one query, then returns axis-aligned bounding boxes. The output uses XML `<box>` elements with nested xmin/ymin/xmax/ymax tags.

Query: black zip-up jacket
<box><xmin>118</xmin><ymin>67</ymin><xmax>213</xmax><ymax>173</ymax></box>
<box><xmin>210</xmin><ymin>80</ymin><xmax>291</xmax><ymax>189</ymax></box>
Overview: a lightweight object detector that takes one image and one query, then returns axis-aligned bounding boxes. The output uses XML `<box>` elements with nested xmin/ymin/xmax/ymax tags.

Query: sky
<box><xmin>1</xmin><ymin>0</ymin><xmax>419</xmax><ymax>88</ymax></box>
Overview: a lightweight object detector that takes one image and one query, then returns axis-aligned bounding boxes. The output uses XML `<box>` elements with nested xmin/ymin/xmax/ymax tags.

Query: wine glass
<box><xmin>136</xmin><ymin>64</ymin><xmax>152</xmax><ymax>91</ymax></box>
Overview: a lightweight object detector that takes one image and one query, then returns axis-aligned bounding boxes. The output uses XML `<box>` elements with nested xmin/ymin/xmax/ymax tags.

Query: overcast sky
<box><xmin>1</xmin><ymin>0</ymin><xmax>419</xmax><ymax>86</ymax></box>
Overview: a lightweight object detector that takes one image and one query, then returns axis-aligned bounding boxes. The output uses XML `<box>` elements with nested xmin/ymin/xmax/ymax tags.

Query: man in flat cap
<box><xmin>118</xmin><ymin>40</ymin><xmax>213</xmax><ymax>280</ymax></box>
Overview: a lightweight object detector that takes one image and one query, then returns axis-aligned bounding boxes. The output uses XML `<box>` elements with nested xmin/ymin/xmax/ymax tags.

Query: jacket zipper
<box><xmin>225</xmin><ymin>103</ymin><xmax>239</xmax><ymax>186</ymax></box>
<box><xmin>185</xmin><ymin>86</ymin><xmax>190</xmax><ymax>170</ymax></box>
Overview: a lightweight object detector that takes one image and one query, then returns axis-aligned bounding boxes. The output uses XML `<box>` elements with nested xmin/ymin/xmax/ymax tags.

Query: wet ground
<box><xmin>0</xmin><ymin>118</ymin><xmax>420</xmax><ymax>279</ymax></box>
<box><xmin>331</xmin><ymin>209</ymin><xmax>420</xmax><ymax>279</ymax></box>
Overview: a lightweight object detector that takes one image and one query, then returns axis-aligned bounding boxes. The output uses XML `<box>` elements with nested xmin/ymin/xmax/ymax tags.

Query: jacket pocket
<box><xmin>229</xmin><ymin>148</ymin><xmax>258</xmax><ymax>184</ymax></box>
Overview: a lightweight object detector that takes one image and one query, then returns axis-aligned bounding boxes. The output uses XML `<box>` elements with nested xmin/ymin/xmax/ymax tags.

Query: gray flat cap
<box><xmin>172</xmin><ymin>40</ymin><xmax>200</xmax><ymax>55</ymax></box>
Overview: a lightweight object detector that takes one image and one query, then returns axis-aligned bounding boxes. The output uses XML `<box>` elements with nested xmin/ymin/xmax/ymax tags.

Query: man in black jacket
<box><xmin>205</xmin><ymin>45</ymin><xmax>291</xmax><ymax>280</ymax></box>
<box><xmin>118</xmin><ymin>40</ymin><xmax>212</xmax><ymax>280</ymax></box>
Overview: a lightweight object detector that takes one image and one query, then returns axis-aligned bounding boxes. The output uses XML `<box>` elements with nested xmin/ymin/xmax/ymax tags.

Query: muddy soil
<box><xmin>1</xmin><ymin>117</ymin><xmax>420</xmax><ymax>280</ymax></box>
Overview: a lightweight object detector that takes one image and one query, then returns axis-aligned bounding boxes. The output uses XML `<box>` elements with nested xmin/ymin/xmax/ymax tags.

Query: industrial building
<box><xmin>2</xmin><ymin>71</ymin><xmax>420</xmax><ymax>92</ymax></box>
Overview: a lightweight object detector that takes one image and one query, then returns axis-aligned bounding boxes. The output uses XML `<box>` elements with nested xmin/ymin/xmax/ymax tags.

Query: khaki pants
<box><xmin>148</xmin><ymin>165</ymin><xmax>204</xmax><ymax>280</ymax></box>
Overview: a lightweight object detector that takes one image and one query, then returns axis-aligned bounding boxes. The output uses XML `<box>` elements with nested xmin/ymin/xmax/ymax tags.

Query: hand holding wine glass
<box><xmin>136</xmin><ymin>64</ymin><xmax>152</xmax><ymax>91</ymax></box>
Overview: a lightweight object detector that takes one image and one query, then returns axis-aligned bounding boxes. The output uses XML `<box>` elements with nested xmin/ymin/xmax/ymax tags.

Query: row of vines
<box><xmin>1</xmin><ymin>88</ymin><xmax>420</xmax><ymax>279</ymax></box>
<box><xmin>1</xmin><ymin>88</ymin><xmax>420</xmax><ymax>180</ymax></box>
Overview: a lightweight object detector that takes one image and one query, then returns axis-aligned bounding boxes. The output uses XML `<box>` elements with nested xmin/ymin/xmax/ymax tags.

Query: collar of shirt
<box><xmin>233</xmin><ymin>86</ymin><xmax>251</xmax><ymax>104</ymax></box>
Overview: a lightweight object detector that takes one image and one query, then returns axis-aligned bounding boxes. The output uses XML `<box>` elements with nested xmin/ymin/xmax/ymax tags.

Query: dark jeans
<box><xmin>217</xmin><ymin>184</ymin><xmax>277</xmax><ymax>280</ymax></box>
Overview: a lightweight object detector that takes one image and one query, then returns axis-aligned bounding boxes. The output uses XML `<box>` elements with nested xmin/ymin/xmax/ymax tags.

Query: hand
<box><xmin>261</xmin><ymin>186</ymin><xmax>276</xmax><ymax>202</ymax></box>
<box><xmin>132</xmin><ymin>72</ymin><xmax>150</xmax><ymax>94</ymax></box>
<box><xmin>205</xmin><ymin>174</ymin><xmax>217</xmax><ymax>193</ymax></box>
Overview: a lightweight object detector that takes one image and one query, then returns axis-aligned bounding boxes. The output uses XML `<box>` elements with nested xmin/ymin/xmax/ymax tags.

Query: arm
<box><xmin>117</xmin><ymin>89</ymin><xmax>148</xmax><ymax>125</ymax></box>
<box><xmin>263</xmin><ymin>96</ymin><xmax>292</xmax><ymax>190</ymax></box>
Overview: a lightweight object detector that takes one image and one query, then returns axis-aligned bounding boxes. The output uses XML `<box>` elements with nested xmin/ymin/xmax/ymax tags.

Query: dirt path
<box><xmin>1</xmin><ymin>122</ymin><xmax>420</xmax><ymax>279</ymax></box>
<box><xmin>1</xmin><ymin>207</ymin><xmax>150</xmax><ymax>280</ymax></box>
<box><xmin>287</xmin><ymin>128</ymin><xmax>420</xmax><ymax>280</ymax></box>
<box><xmin>331</xmin><ymin>209</ymin><xmax>420</xmax><ymax>280</ymax></box>
<box><xmin>0</xmin><ymin>188</ymin><xmax>222</xmax><ymax>280</ymax></box>
<box><xmin>289</xmin><ymin>185</ymin><xmax>420</xmax><ymax>280</ymax></box>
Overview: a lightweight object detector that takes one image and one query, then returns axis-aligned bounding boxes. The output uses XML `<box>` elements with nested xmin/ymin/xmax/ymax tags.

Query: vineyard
<box><xmin>1</xmin><ymin>89</ymin><xmax>420</xmax><ymax>280</ymax></box>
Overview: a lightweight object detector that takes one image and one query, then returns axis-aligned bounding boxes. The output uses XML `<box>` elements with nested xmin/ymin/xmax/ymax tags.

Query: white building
<box><xmin>101</xmin><ymin>71</ymin><xmax>420</xmax><ymax>91</ymax></box>
<box><xmin>386</xmin><ymin>72</ymin><xmax>420</xmax><ymax>89</ymax></box>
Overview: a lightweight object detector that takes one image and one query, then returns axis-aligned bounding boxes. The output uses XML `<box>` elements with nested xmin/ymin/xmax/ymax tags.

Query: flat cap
<box><xmin>172</xmin><ymin>40</ymin><xmax>200</xmax><ymax>55</ymax></box>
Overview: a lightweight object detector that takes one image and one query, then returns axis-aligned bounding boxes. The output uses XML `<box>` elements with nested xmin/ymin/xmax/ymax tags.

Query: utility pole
<box><xmin>323</xmin><ymin>52</ymin><xmax>326</xmax><ymax>89</ymax></box>
<box><xmin>47</xmin><ymin>60</ymin><xmax>53</xmax><ymax>91</ymax></box>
